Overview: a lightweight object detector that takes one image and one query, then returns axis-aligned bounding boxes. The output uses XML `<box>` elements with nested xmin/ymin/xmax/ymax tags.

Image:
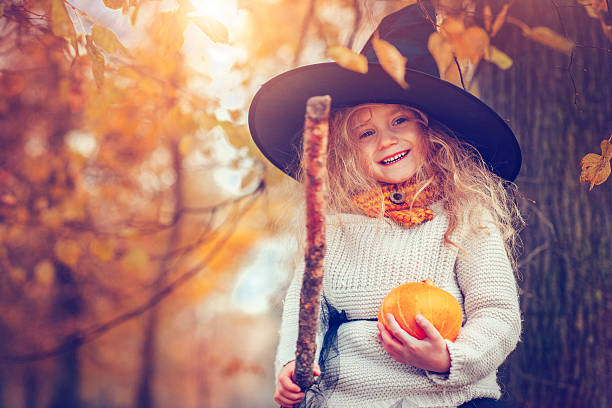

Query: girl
<box><xmin>248</xmin><ymin>2</ymin><xmax>523</xmax><ymax>407</ymax></box>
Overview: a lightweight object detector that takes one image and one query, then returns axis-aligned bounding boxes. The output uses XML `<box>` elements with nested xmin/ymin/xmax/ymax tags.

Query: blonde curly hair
<box><xmin>303</xmin><ymin>103</ymin><xmax>524</xmax><ymax>269</ymax></box>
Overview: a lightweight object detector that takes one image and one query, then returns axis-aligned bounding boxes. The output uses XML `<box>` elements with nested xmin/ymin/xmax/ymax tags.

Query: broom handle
<box><xmin>294</xmin><ymin>95</ymin><xmax>331</xmax><ymax>391</ymax></box>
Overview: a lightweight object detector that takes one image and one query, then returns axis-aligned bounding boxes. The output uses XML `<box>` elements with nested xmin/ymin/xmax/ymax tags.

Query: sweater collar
<box><xmin>352</xmin><ymin>179</ymin><xmax>441</xmax><ymax>228</ymax></box>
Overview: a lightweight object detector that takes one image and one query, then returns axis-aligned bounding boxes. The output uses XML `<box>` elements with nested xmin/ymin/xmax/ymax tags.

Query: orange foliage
<box><xmin>580</xmin><ymin>136</ymin><xmax>612</xmax><ymax>191</ymax></box>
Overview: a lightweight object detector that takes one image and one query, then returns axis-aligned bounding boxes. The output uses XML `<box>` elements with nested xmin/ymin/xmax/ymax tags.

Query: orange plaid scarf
<box><xmin>352</xmin><ymin>180</ymin><xmax>440</xmax><ymax>227</ymax></box>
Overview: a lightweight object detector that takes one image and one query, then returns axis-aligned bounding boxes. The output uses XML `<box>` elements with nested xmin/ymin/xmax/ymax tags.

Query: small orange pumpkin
<box><xmin>378</xmin><ymin>278</ymin><xmax>462</xmax><ymax>341</ymax></box>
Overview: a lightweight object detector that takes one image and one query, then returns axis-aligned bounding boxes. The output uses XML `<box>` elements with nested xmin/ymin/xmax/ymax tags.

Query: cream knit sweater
<box><xmin>275</xmin><ymin>201</ymin><xmax>521</xmax><ymax>408</ymax></box>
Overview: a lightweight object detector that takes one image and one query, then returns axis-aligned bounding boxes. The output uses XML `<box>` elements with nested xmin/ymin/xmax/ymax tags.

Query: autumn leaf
<box><xmin>484</xmin><ymin>45</ymin><xmax>513</xmax><ymax>69</ymax></box>
<box><xmin>428</xmin><ymin>31</ymin><xmax>454</xmax><ymax>79</ymax></box>
<box><xmin>120</xmin><ymin>247</ymin><xmax>150</xmax><ymax>273</ymax></box>
<box><xmin>179</xmin><ymin>135</ymin><xmax>193</xmax><ymax>156</ymax></box>
<box><xmin>103</xmin><ymin>0</ymin><xmax>124</xmax><ymax>10</ymax></box>
<box><xmin>90</xmin><ymin>237</ymin><xmax>116</xmax><ymax>262</ymax></box>
<box><xmin>34</xmin><ymin>260</ymin><xmax>55</xmax><ymax>285</ymax></box>
<box><xmin>86</xmin><ymin>36</ymin><xmax>105</xmax><ymax>89</ymax></box>
<box><xmin>580</xmin><ymin>137</ymin><xmax>612</xmax><ymax>190</ymax></box>
<box><xmin>50</xmin><ymin>0</ymin><xmax>76</xmax><ymax>45</ymax></box>
<box><xmin>578</xmin><ymin>0</ymin><xmax>608</xmax><ymax>17</ymax></box>
<box><xmin>177</xmin><ymin>0</ymin><xmax>197</xmax><ymax>13</ymax></box>
<box><xmin>490</xmin><ymin>3</ymin><xmax>511</xmax><ymax>37</ymax></box>
<box><xmin>156</xmin><ymin>11</ymin><xmax>189</xmax><ymax>52</ymax></box>
<box><xmin>372</xmin><ymin>33</ymin><xmax>408</xmax><ymax>89</ymax></box>
<box><xmin>524</xmin><ymin>26</ymin><xmax>574</xmax><ymax>55</ymax></box>
<box><xmin>91</xmin><ymin>24</ymin><xmax>130</xmax><ymax>57</ymax></box>
<box><xmin>54</xmin><ymin>239</ymin><xmax>81</xmax><ymax>268</ymax></box>
<box><xmin>459</xmin><ymin>26</ymin><xmax>490</xmax><ymax>64</ymax></box>
<box><xmin>326</xmin><ymin>45</ymin><xmax>368</xmax><ymax>74</ymax></box>
<box><xmin>484</xmin><ymin>4</ymin><xmax>492</xmax><ymax>32</ymax></box>
<box><xmin>191</xmin><ymin>15</ymin><xmax>230</xmax><ymax>44</ymax></box>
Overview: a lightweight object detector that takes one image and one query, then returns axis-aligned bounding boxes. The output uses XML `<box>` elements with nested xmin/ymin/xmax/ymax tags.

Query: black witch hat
<box><xmin>248</xmin><ymin>1</ymin><xmax>521</xmax><ymax>181</ymax></box>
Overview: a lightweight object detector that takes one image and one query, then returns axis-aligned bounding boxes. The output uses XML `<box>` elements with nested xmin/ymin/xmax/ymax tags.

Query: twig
<box><xmin>417</xmin><ymin>0</ymin><xmax>438</xmax><ymax>30</ymax></box>
<box><xmin>567</xmin><ymin>50</ymin><xmax>581</xmax><ymax>111</ymax></box>
<box><xmin>0</xmin><ymin>185</ymin><xmax>263</xmax><ymax>363</ymax></box>
<box><xmin>294</xmin><ymin>95</ymin><xmax>331</xmax><ymax>391</ymax></box>
<box><xmin>453</xmin><ymin>55</ymin><xmax>467</xmax><ymax>91</ymax></box>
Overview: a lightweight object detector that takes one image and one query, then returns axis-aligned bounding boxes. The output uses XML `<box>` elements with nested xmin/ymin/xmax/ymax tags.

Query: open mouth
<box><xmin>379</xmin><ymin>150</ymin><xmax>409</xmax><ymax>166</ymax></box>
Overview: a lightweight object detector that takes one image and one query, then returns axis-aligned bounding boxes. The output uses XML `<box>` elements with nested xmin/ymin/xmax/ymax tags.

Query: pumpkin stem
<box><xmin>423</xmin><ymin>278</ymin><xmax>434</xmax><ymax>286</ymax></box>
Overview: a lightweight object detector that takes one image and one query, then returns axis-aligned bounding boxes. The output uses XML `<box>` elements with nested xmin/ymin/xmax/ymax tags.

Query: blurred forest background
<box><xmin>0</xmin><ymin>0</ymin><xmax>610</xmax><ymax>407</ymax></box>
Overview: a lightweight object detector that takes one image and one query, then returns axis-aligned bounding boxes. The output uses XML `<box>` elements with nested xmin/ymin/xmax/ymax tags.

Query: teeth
<box><xmin>380</xmin><ymin>151</ymin><xmax>408</xmax><ymax>165</ymax></box>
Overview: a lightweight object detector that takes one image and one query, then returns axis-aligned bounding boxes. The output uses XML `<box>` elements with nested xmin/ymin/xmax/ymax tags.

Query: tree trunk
<box><xmin>478</xmin><ymin>2</ymin><xmax>611</xmax><ymax>406</ymax></box>
<box><xmin>49</xmin><ymin>262</ymin><xmax>83</xmax><ymax>408</ymax></box>
<box><xmin>136</xmin><ymin>309</ymin><xmax>159</xmax><ymax>408</ymax></box>
<box><xmin>134</xmin><ymin>141</ymin><xmax>185</xmax><ymax>408</ymax></box>
<box><xmin>24</xmin><ymin>367</ymin><xmax>38</xmax><ymax>408</ymax></box>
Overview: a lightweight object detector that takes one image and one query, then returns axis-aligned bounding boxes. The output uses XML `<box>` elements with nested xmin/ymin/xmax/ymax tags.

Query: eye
<box><xmin>392</xmin><ymin>117</ymin><xmax>409</xmax><ymax>126</ymax></box>
<box><xmin>359</xmin><ymin>130</ymin><xmax>375</xmax><ymax>139</ymax></box>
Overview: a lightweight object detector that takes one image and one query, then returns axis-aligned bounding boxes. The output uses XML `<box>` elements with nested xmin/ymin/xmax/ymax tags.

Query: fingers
<box><xmin>384</xmin><ymin>314</ymin><xmax>414</xmax><ymax>345</ymax></box>
<box><xmin>377</xmin><ymin>322</ymin><xmax>409</xmax><ymax>362</ymax></box>
<box><xmin>414</xmin><ymin>314</ymin><xmax>442</xmax><ymax>340</ymax></box>
<box><xmin>274</xmin><ymin>360</ymin><xmax>319</xmax><ymax>407</ymax></box>
<box><xmin>274</xmin><ymin>388</ymin><xmax>304</xmax><ymax>407</ymax></box>
<box><xmin>275</xmin><ymin>375</ymin><xmax>304</xmax><ymax>406</ymax></box>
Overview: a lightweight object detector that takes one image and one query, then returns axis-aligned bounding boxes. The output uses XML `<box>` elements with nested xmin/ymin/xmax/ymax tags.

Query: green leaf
<box><xmin>191</xmin><ymin>16</ymin><xmax>230</xmax><ymax>44</ymax></box>
<box><xmin>86</xmin><ymin>35</ymin><xmax>105</xmax><ymax>89</ymax></box>
<box><xmin>103</xmin><ymin>0</ymin><xmax>124</xmax><ymax>10</ymax></box>
<box><xmin>91</xmin><ymin>24</ymin><xmax>130</xmax><ymax>57</ymax></box>
<box><xmin>51</xmin><ymin>0</ymin><xmax>77</xmax><ymax>44</ymax></box>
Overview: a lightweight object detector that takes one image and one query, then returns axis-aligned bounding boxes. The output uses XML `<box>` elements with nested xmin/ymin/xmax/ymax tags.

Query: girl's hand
<box><xmin>273</xmin><ymin>360</ymin><xmax>321</xmax><ymax>407</ymax></box>
<box><xmin>377</xmin><ymin>313</ymin><xmax>451</xmax><ymax>373</ymax></box>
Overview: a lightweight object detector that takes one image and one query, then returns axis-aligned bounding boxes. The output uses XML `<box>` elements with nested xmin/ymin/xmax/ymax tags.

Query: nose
<box><xmin>377</xmin><ymin>130</ymin><xmax>398</xmax><ymax>150</ymax></box>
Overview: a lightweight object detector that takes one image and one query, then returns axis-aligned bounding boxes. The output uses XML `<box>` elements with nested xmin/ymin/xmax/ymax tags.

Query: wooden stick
<box><xmin>294</xmin><ymin>95</ymin><xmax>331</xmax><ymax>392</ymax></box>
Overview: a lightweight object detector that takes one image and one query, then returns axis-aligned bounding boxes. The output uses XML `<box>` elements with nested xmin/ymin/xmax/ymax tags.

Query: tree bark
<box><xmin>295</xmin><ymin>95</ymin><xmax>331</xmax><ymax>391</ymax></box>
<box><xmin>477</xmin><ymin>2</ymin><xmax>611</xmax><ymax>406</ymax></box>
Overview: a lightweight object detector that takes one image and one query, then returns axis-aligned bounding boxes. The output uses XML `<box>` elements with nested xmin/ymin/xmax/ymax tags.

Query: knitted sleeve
<box><xmin>275</xmin><ymin>261</ymin><xmax>325</xmax><ymax>379</ymax></box>
<box><xmin>426</xmin><ymin>222</ymin><xmax>521</xmax><ymax>387</ymax></box>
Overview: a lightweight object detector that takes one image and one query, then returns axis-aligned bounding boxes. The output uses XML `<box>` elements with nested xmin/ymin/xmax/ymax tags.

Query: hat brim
<box><xmin>248</xmin><ymin>63</ymin><xmax>521</xmax><ymax>181</ymax></box>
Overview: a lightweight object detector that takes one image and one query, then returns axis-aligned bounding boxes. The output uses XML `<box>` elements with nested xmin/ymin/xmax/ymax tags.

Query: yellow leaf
<box><xmin>51</xmin><ymin>0</ymin><xmax>76</xmax><ymax>43</ymax></box>
<box><xmin>103</xmin><ymin>0</ymin><xmax>124</xmax><ymax>10</ymax></box>
<box><xmin>490</xmin><ymin>3</ymin><xmax>510</xmax><ymax>37</ymax></box>
<box><xmin>440</xmin><ymin>16</ymin><xmax>465</xmax><ymax>38</ymax></box>
<box><xmin>484</xmin><ymin>45</ymin><xmax>513</xmax><ymax>70</ymax></box>
<box><xmin>156</xmin><ymin>11</ymin><xmax>189</xmax><ymax>52</ymax></box>
<box><xmin>427</xmin><ymin>31</ymin><xmax>454</xmax><ymax>79</ymax></box>
<box><xmin>372</xmin><ymin>34</ymin><xmax>408</xmax><ymax>89</ymax></box>
<box><xmin>121</xmin><ymin>247</ymin><xmax>150</xmax><ymax>273</ymax></box>
<box><xmin>35</xmin><ymin>260</ymin><xmax>55</xmax><ymax>285</ymax></box>
<box><xmin>579</xmin><ymin>138</ymin><xmax>612</xmax><ymax>190</ymax></box>
<box><xmin>578</xmin><ymin>0</ymin><xmax>608</xmax><ymax>16</ymax></box>
<box><xmin>54</xmin><ymin>239</ymin><xmax>81</xmax><ymax>268</ymax></box>
<box><xmin>90</xmin><ymin>238</ymin><xmax>116</xmax><ymax>261</ymax></box>
<box><xmin>327</xmin><ymin>46</ymin><xmax>368</xmax><ymax>74</ymax></box>
<box><xmin>86</xmin><ymin>36</ymin><xmax>105</xmax><ymax>89</ymax></box>
<box><xmin>524</xmin><ymin>26</ymin><xmax>574</xmax><ymax>55</ymax></box>
<box><xmin>191</xmin><ymin>15</ymin><xmax>229</xmax><ymax>44</ymax></box>
<box><xmin>10</xmin><ymin>267</ymin><xmax>26</xmax><ymax>283</ymax></box>
<box><xmin>179</xmin><ymin>135</ymin><xmax>192</xmax><ymax>156</ymax></box>
<box><xmin>91</xmin><ymin>24</ymin><xmax>130</xmax><ymax>56</ymax></box>
<box><xmin>484</xmin><ymin>5</ymin><xmax>492</xmax><ymax>32</ymax></box>
<box><xmin>459</xmin><ymin>26</ymin><xmax>490</xmax><ymax>64</ymax></box>
<box><xmin>40</xmin><ymin>207</ymin><xmax>63</xmax><ymax>229</ymax></box>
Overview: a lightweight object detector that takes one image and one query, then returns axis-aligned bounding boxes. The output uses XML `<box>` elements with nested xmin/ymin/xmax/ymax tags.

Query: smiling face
<box><xmin>347</xmin><ymin>104</ymin><xmax>427</xmax><ymax>184</ymax></box>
